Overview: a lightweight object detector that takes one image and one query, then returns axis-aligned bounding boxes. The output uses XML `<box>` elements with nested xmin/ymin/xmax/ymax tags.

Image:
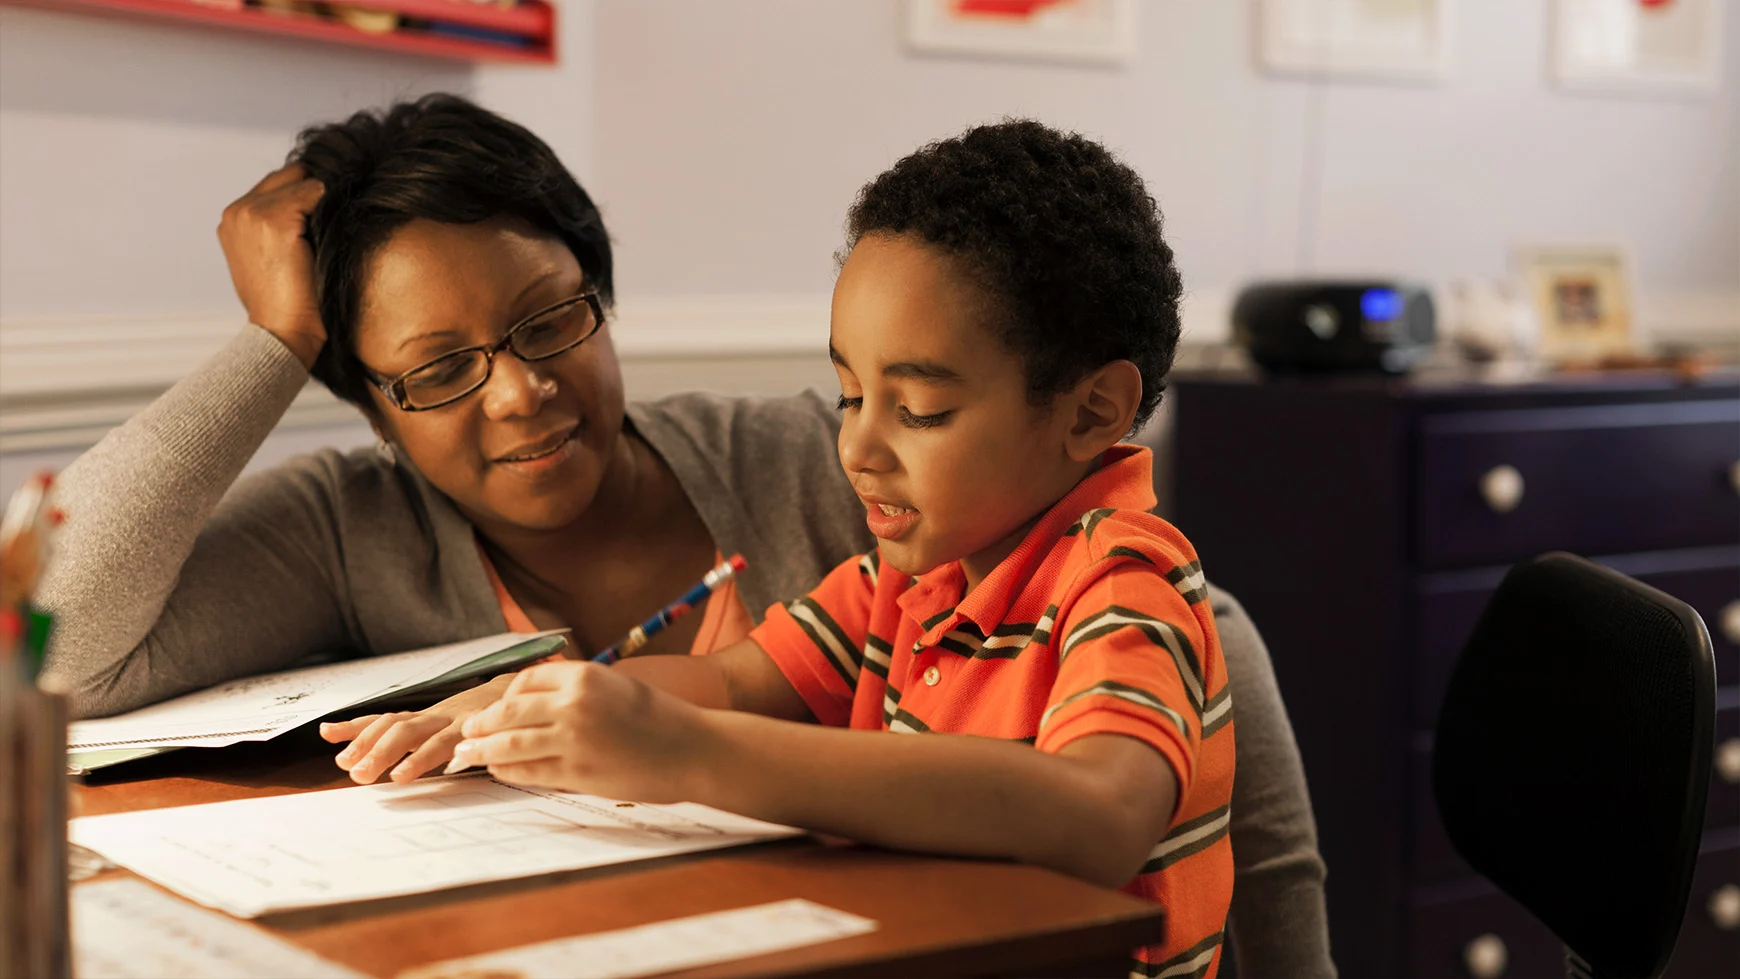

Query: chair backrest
<box><xmin>1432</xmin><ymin>552</ymin><xmax>1715</xmax><ymax>979</ymax></box>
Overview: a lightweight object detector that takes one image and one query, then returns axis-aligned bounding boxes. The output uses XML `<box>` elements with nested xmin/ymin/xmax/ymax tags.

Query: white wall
<box><xmin>0</xmin><ymin>4</ymin><xmax>482</xmax><ymax>493</ymax></box>
<box><xmin>4</xmin><ymin>0</ymin><xmax>1734</xmax><ymax>323</ymax></box>
<box><xmin>473</xmin><ymin>0</ymin><xmax>597</xmax><ymax>186</ymax></box>
<box><xmin>589</xmin><ymin>0</ymin><xmax>1738</xmax><ymax>336</ymax></box>
<box><xmin>0</xmin><ymin>5</ymin><xmax>475</xmax><ymax>318</ymax></box>
<box><xmin>1</xmin><ymin>0</ymin><xmax>1735</xmax><ymax>497</ymax></box>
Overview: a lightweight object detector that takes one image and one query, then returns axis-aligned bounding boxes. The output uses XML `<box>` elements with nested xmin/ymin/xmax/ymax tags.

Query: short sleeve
<box><xmin>747</xmin><ymin>551</ymin><xmax>879</xmax><ymax>727</ymax></box>
<box><xmin>1037</xmin><ymin>561</ymin><xmax>1217</xmax><ymax>799</ymax></box>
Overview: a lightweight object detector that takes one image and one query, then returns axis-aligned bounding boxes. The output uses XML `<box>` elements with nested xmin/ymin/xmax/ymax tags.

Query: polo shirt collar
<box><xmin>897</xmin><ymin>445</ymin><xmax>1159</xmax><ymax>644</ymax></box>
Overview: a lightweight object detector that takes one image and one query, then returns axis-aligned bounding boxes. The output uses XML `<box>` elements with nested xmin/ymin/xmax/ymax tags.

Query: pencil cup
<box><xmin>0</xmin><ymin>669</ymin><xmax>71</xmax><ymax>979</ymax></box>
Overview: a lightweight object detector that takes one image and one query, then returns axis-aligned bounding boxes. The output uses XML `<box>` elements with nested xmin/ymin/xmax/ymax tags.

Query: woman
<box><xmin>38</xmin><ymin>95</ymin><xmax>1333</xmax><ymax>978</ymax></box>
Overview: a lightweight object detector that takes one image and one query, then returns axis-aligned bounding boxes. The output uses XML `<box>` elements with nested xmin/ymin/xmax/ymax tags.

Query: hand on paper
<box><xmin>218</xmin><ymin>163</ymin><xmax>327</xmax><ymax>369</ymax></box>
<box><xmin>454</xmin><ymin>660</ymin><xmax>709</xmax><ymax>803</ymax></box>
<box><xmin>320</xmin><ymin>674</ymin><xmax>512</xmax><ymax>784</ymax></box>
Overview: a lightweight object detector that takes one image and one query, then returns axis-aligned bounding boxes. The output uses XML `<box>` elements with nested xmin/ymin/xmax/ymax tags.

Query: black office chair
<box><xmin>1433</xmin><ymin>552</ymin><xmax>1716</xmax><ymax>979</ymax></box>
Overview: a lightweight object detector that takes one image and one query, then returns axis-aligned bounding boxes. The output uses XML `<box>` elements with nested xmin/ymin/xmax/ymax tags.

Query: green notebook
<box><xmin>67</xmin><ymin>633</ymin><xmax>568</xmax><ymax>775</ymax></box>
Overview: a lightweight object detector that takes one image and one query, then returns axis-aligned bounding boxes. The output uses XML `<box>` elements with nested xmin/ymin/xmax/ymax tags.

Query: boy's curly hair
<box><xmin>844</xmin><ymin>119</ymin><xmax>1182</xmax><ymax>431</ymax></box>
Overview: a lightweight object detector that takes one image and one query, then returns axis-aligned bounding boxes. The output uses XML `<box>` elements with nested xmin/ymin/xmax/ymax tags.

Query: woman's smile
<box><xmin>492</xmin><ymin>421</ymin><xmax>582</xmax><ymax>477</ymax></box>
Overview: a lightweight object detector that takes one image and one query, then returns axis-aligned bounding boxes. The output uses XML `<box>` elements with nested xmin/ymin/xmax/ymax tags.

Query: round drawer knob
<box><xmin>1718</xmin><ymin>738</ymin><xmax>1740</xmax><ymax>785</ymax></box>
<box><xmin>1720</xmin><ymin>600</ymin><xmax>1740</xmax><ymax>647</ymax></box>
<box><xmin>1710</xmin><ymin>884</ymin><xmax>1740</xmax><ymax>930</ymax></box>
<box><xmin>1480</xmin><ymin>465</ymin><xmax>1525</xmax><ymax>514</ymax></box>
<box><xmin>1464</xmin><ymin>932</ymin><xmax>1508</xmax><ymax>978</ymax></box>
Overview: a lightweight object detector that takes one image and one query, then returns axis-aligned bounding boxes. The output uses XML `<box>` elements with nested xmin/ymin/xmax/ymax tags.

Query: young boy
<box><xmin>455</xmin><ymin>120</ymin><xmax>1234</xmax><ymax>979</ymax></box>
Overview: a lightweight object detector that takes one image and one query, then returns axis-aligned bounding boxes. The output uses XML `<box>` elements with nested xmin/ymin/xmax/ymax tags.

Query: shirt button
<box><xmin>923</xmin><ymin>665</ymin><xmax>941</xmax><ymax>687</ymax></box>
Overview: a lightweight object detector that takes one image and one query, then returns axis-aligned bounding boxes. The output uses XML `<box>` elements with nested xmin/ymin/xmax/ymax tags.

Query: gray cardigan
<box><xmin>39</xmin><ymin>325</ymin><xmax>1333</xmax><ymax>978</ymax></box>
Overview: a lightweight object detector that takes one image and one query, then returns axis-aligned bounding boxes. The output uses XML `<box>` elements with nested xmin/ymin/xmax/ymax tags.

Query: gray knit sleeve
<box><xmin>1209</xmin><ymin>585</ymin><xmax>1337</xmax><ymax>979</ymax></box>
<box><xmin>36</xmin><ymin>325</ymin><xmax>354</xmax><ymax>719</ymax></box>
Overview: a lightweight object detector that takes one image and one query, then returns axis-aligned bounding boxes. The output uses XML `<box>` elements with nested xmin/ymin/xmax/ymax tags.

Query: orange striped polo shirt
<box><xmin>748</xmin><ymin>445</ymin><xmax>1235</xmax><ymax>979</ymax></box>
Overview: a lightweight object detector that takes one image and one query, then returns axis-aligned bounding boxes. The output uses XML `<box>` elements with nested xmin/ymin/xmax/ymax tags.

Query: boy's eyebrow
<box><xmin>829</xmin><ymin>342</ymin><xmax>962</xmax><ymax>383</ymax></box>
<box><xmin>883</xmin><ymin>360</ymin><xmax>963</xmax><ymax>384</ymax></box>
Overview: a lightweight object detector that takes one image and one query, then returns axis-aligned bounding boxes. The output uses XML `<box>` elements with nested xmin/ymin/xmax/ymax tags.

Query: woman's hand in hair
<box><xmin>218</xmin><ymin>164</ymin><xmax>327</xmax><ymax>369</ymax></box>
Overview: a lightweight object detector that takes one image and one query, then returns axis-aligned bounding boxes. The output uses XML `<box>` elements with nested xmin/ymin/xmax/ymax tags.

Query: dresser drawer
<box><xmin>1709</xmin><ymin>695</ymin><xmax>1740</xmax><ymax>839</ymax></box>
<box><xmin>1404</xmin><ymin>887</ymin><xmax>1564</xmax><ymax>978</ymax></box>
<box><xmin>1662</xmin><ymin>839</ymin><xmax>1740</xmax><ymax>979</ymax></box>
<box><xmin>1413</xmin><ymin>556</ymin><xmax>1740</xmax><ymax>728</ymax></box>
<box><xmin>1414</xmin><ymin>400</ymin><xmax>1740</xmax><ymax>570</ymax></box>
<box><xmin>1406</xmin><ymin>841</ymin><xmax>1739</xmax><ymax>979</ymax></box>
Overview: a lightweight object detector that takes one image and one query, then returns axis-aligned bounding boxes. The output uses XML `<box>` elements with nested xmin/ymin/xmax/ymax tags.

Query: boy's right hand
<box><xmin>320</xmin><ymin>674</ymin><xmax>514</xmax><ymax>785</ymax></box>
<box><xmin>217</xmin><ymin>163</ymin><xmax>327</xmax><ymax>370</ymax></box>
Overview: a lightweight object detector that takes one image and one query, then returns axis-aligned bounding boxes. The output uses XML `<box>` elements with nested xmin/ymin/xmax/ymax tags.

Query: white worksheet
<box><xmin>70</xmin><ymin>775</ymin><xmax>804</xmax><ymax>918</ymax></box>
<box><xmin>68</xmin><ymin>631</ymin><xmax>562</xmax><ymax>751</ymax></box>
<box><xmin>73</xmin><ymin>878</ymin><xmax>366</xmax><ymax>979</ymax></box>
<box><xmin>400</xmin><ymin>899</ymin><xmax>879</xmax><ymax>979</ymax></box>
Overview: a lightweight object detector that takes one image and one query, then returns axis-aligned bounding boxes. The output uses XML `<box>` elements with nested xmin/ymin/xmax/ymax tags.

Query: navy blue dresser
<box><xmin>1171</xmin><ymin>370</ymin><xmax>1739</xmax><ymax>979</ymax></box>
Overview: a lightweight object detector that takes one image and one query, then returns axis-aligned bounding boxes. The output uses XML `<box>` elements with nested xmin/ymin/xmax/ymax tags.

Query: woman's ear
<box><xmin>1062</xmin><ymin>360</ymin><xmax>1142</xmax><ymax>463</ymax></box>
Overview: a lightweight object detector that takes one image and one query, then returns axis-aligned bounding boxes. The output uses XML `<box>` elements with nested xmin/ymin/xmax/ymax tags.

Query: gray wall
<box><xmin>3</xmin><ymin>0</ymin><xmax>1732</xmax><ymax>319</ymax></box>
<box><xmin>0</xmin><ymin>5</ymin><xmax>477</xmax><ymax>318</ymax></box>
<box><xmin>590</xmin><ymin>0</ymin><xmax>1738</xmax><ymax>304</ymax></box>
<box><xmin>1</xmin><ymin>0</ymin><xmax>1734</xmax><ymax>502</ymax></box>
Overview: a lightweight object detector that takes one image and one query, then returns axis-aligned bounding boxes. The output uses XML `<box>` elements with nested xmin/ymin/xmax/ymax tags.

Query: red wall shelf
<box><xmin>2</xmin><ymin>0</ymin><xmax>558</xmax><ymax>65</ymax></box>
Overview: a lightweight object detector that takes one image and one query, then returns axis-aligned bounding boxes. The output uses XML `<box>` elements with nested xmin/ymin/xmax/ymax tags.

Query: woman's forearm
<box><xmin>37</xmin><ymin>325</ymin><xmax>311</xmax><ymax>714</ymax></box>
<box><xmin>686</xmin><ymin>709</ymin><xmax>1172</xmax><ymax>888</ymax></box>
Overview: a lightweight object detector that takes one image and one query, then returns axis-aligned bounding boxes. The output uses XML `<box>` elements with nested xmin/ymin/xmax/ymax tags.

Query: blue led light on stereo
<box><xmin>1360</xmin><ymin>288</ymin><xmax>1403</xmax><ymax>321</ymax></box>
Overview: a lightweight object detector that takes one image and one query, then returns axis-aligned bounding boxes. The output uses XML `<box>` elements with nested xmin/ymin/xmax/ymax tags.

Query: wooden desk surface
<box><xmin>75</xmin><ymin>732</ymin><xmax>1163</xmax><ymax>979</ymax></box>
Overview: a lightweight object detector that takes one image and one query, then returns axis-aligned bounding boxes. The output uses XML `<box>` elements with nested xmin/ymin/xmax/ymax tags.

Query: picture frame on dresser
<box><xmin>1516</xmin><ymin>244</ymin><xmax>1636</xmax><ymax>363</ymax></box>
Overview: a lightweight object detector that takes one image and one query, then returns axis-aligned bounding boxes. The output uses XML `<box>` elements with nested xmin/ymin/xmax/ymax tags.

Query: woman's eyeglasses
<box><xmin>368</xmin><ymin>292</ymin><xmax>604</xmax><ymax>411</ymax></box>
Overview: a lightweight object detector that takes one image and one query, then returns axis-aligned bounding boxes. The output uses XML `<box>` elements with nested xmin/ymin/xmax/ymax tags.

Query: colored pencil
<box><xmin>592</xmin><ymin>553</ymin><xmax>748</xmax><ymax>665</ymax></box>
<box><xmin>442</xmin><ymin>553</ymin><xmax>750</xmax><ymax>776</ymax></box>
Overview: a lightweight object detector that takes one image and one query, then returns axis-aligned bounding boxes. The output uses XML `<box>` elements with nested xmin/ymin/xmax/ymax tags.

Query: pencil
<box><xmin>441</xmin><ymin>554</ymin><xmax>749</xmax><ymax>776</ymax></box>
<box><xmin>593</xmin><ymin>553</ymin><xmax>747</xmax><ymax>665</ymax></box>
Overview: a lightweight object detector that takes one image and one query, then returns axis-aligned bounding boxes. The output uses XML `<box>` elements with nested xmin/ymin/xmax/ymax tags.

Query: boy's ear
<box><xmin>1062</xmin><ymin>359</ymin><xmax>1142</xmax><ymax>463</ymax></box>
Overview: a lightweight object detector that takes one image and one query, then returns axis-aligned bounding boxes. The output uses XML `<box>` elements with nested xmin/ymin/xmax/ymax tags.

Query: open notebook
<box><xmin>67</xmin><ymin>631</ymin><xmax>568</xmax><ymax>773</ymax></box>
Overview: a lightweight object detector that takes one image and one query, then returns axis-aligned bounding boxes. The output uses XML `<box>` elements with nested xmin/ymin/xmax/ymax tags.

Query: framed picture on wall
<box><xmin>1516</xmin><ymin>245</ymin><xmax>1636</xmax><ymax>362</ymax></box>
<box><xmin>903</xmin><ymin>0</ymin><xmax>1138</xmax><ymax>67</ymax></box>
<box><xmin>1551</xmin><ymin>0</ymin><xmax>1724</xmax><ymax>97</ymax></box>
<box><xmin>1257</xmin><ymin>0</ymin><xmax>1451</xmax><ymax>83</ymax></box>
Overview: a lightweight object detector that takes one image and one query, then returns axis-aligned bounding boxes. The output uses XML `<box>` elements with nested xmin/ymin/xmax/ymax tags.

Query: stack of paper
<box><xmin>70</xmin><ymin>775</ymin><xmax>804</xmax><ymax>918</ymax></box>
<box><xmin>68</xmin><ymin>631</ymin><xmax>566</xmax><ymax>770</ymax></box>
<box><xmin>402</xmin><ymin>899</ymin><xmax>879</xmax><ymax>979</ymax></box>
<box><xmin>74</xmin><ymin>879</ymin><xmax>366</xmax><ymax>979</ymax></box>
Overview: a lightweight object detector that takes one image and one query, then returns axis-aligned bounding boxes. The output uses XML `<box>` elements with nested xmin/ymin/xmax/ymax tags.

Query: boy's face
<box><xmin>829</xmin><ymin>234</ymin><xmax>1085</xmax><ymax>586</ymax></box>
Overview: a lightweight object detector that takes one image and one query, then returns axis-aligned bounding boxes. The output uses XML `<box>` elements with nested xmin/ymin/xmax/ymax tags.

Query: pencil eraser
<box><xmin>728</xmin><ymin>553</ymin><xmax>748</xmax><ymax>572</ymax></box>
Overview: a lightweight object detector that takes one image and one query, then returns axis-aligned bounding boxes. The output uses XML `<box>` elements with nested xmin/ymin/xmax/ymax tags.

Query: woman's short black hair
<box><xmin>844</xmin><ymin>119</ymin><xmax>1182</xmax><ymax>431</ymax></box>
<box><xmin>290</xmin><ymin>93</ymin><xmax>612</xmax><ymax>409</ymax></box>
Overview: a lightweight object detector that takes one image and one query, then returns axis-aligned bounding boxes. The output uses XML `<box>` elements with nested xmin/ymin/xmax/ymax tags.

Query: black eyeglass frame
<box><xmin>365</xmin><ymin>292</ymin><xmax>605</xmax><ymax>412</ymax></box>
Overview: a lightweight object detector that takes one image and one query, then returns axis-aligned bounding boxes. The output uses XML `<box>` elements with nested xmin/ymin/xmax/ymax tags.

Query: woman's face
<box><xmin>351</xmin><ymin>218</ymin><xmax>626</xmax><ymax>533</ymax></box>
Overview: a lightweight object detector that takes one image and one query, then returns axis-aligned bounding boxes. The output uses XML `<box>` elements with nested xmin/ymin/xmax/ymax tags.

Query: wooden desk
<box><xmin>75</xmin><ymin>731</ymin><xmax>1164</xmax><ymax>979</ymax></box>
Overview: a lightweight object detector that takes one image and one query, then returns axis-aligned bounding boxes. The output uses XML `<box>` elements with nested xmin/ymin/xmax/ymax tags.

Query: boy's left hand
<box><xmin>453</xmin><ymin>660</ymin><xmax>711</xmax><ymax>803</ymax></box>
